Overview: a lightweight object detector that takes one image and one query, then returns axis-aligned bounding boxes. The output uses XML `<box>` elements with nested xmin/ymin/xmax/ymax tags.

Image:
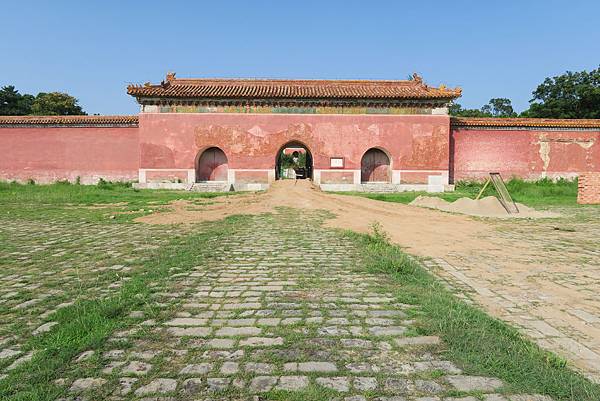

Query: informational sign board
<box><xmin>330</xmin><ymin>157</ymin><xmax>344</xmax><ymax>168</ymax></box>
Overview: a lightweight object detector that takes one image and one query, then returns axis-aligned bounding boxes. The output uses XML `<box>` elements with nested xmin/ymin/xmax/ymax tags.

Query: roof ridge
<box><xmin>127</xmin><ymin>72</ymin><xmax>462</xmax><ymax>102</ymax></box>
<box><xmin>168</xmin><ymin>77</ymin><xmax>421</xmax><ymax>84</ymax></box>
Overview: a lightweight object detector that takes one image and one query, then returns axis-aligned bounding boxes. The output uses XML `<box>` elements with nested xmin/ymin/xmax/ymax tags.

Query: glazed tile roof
<box><xmin>451</xmin><ymin>117</ymin><xmax>600</xmax><ymax>129</ymax></box>
<box><xmin>127</xmin><ymin>72</ymin><xmax>461</xmax><ymax>102</ymax></box>
<box><xmin>0</xmin><ymin>115</ymin><xmax>138</xmax><ymax>126</ymax></box>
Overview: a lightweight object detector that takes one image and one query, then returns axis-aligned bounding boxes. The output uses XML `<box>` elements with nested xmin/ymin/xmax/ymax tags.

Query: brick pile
<box><xmin>578</xmin><ymin>172</ymin><xmax>600</xmax><ymax>204</ymax></box>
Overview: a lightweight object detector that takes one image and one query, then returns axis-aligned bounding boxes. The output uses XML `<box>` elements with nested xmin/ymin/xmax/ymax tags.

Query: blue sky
<box><xmin>1</xmin><ymin>1</ymin><xmax>598</xmax><ymax>115</ymax></box>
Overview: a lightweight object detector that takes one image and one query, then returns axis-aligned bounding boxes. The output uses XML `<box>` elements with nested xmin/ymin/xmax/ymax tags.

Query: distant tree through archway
<box><xmin>275</xmin><ymin>141</ymin><xmax>313</xmax><ymax>180</ymax></box>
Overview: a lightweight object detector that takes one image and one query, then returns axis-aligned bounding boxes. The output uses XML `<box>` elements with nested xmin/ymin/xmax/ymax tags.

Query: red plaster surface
<box><xmin>451</xmin><ymin>129</ymin><xmax>600</xmax><ymax>181</ymax></box>
<box><xmin>234</xmin><ymin>170</ymin><xmax>269</xmax><ymax>183</ymax></box>
<box><xmin>0</xmin><ymin>127</ymin><xmax>139</xmax><ymax>184</ymax></box>
<box><xmin>139</xmin><ymin>113</ymin><xmax>451</xmax><ymax>174</ymax></box>
<box><xmin>146</xmin><ymin>170</ymin><xmax>187</xmax><ymax>183</ymax></box>
<box><xmin>320</xmin><ymin>171</ymin><xmax>355</xmax><ymax>184</ymax></box>
<box><xmin>401</xmin><ymin>171</ymin><xmax>442</xmax><ymax>184</ymax></box>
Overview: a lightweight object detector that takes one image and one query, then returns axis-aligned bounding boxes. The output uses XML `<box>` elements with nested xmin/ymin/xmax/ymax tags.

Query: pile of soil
<box><xmin>409</xmin><ymin>195</ymin><xmax>560</xmax><ymax>218</ymax></box>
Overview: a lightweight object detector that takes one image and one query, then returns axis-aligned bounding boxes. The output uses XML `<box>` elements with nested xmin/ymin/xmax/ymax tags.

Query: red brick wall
<box><xmin>0</xmin><ymin>126</ymin><xmax>139</xmax><ymax>184</ymax></box>
<box><xmin>451</xmin><ymin>128</ymin><xmax>600</xmax><ymax>181</ymax></box>
<box><xmin>578</xmin><ymin>172</ymin><xmax>600</xmax><ymax>204</ymax></box>
<box><xmin>139</xmin><ymin>113</ymin><xmax>451</xmax><ymax>172</ymax></box>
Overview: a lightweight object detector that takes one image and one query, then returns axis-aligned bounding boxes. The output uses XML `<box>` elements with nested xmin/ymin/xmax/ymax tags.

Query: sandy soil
<box><xmin>410</xmin><ymin>195</ymin><xmax>560</xmax><ymax>219</ymax></box>
<box><xmin>136</xmin><ymin>180</ymin><xmax>497</xmax><ymax>258</ymax></box>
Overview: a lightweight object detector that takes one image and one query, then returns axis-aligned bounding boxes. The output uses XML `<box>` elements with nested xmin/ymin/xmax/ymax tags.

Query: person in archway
<box><xmin>292</xmin><ymin>151</ymin><xmax>306</xmax><ymax>179</ymax></box>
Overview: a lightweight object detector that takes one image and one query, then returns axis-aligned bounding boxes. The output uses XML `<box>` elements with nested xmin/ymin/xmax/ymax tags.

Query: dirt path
<box><xmin>137</xmin><ymin>180</ymin><xmax>600</xmax><ymax>383</ymax></box>
<box><xmin>137</xmin><ymin>180</ymin><xmax>496</xmax><ymax>258</ymax></box>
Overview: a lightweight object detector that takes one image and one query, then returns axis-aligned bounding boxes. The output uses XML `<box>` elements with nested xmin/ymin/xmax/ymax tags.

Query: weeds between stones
<box><xmin>343</xmin><ymin>225</ymin><xmax>600</xmax><ymax>401</ymax></box>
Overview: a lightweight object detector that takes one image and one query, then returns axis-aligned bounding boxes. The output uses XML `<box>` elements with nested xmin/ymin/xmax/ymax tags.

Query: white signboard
<box><xmin>330</xmin><ymin>158</ymin><xmax>344</xmax><ymax>168</ymax></box>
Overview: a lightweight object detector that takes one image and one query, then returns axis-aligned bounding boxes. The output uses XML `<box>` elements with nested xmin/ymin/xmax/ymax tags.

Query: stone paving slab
<box><xmin>425</xmin><ymin>254</ymin><xmax>600</xmax><ymax>384</ymax></box>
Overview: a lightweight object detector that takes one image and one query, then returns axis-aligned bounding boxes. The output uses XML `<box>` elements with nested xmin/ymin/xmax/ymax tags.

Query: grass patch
<box><xmin>0</xmin><ymin>180</ymin><xmax>233</xmax><ymax>207</ymax></box>
<box><xmin>343</xmin><ymin>177</ymin><xmax>581</xmax><ymax>207</ymax></box>
<box><xmin>0</xmin><ymin>214</ymin><xmax>251</xmax><ymax>401</ymax></box>
<box><xmin>0</xmin><ymin>180</ymin><xmax>237</xmax><ymax>223</ymax></box>
<box><xmin>344</xmin><ymin>226</ymin><xmax>600</xmax><ymax>401</ymax></box>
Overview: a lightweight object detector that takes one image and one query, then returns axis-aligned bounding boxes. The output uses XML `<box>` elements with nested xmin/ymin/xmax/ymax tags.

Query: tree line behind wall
<box><xmin>0</xmin><ymin>86</ymin><xmax>86</xmax><ymax>116</ymax></box>
<box><xmin>451</xmin><ymin>66</ymin><xmax>600</xmax><ymax>119</ymax></box>
<box><xmin>2</xmin><ymin>66</ymin><xmax>598</xmax><ymax>118</ymax></box>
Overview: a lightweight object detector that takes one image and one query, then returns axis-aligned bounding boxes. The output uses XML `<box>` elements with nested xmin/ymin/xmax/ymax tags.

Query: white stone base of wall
<box><xmin>315</xmin><ymin>169</ymin><xmax>451</xmax><ymax>193</ymax></box>
<box><xmin>135</xmin><ymin>168</ymin><xmax>453</xmax><ymax>193</ymax></box>
<box><xmin>319</xmin><ymin>183</ymin><xmax>448</xmax><ymax>193</ymax></box>
<box><xmin>133</xmin><ymin>181</ymin><xmax>265</xmax><ymax>192</ymax></box>
<box><xmin>133</xmin><ymin>182</ymin><xmax>192</xmax><ymax>190</ymax></box>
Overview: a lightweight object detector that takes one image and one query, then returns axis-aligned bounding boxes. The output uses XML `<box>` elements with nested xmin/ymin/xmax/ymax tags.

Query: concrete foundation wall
<box><xmin>451</xmin><ymin>128</ymin><xmax>600</xmax><ymax>181</ymax></box>
<box><xmin>0</xmin><ymin>126</ymin><xmax>139</xmax><ymax>184</ymax></box>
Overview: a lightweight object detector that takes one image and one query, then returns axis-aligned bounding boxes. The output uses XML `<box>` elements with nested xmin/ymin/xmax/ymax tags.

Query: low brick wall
<box><xmin>578</xmin><ymin>172</ymin><xmax>600</xmax><ymax>204</ymax></box>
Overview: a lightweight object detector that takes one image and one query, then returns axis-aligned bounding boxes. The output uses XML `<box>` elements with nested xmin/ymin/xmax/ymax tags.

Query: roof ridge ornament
<box><xmin>412</xmin><ymin>73</ymin><xmax>423</xmax><ymax>84</ymax></box>
<box><xmin>160</xmin><ymin>72</ymin><xmax>177</xmax><ymax>88</ymax></box>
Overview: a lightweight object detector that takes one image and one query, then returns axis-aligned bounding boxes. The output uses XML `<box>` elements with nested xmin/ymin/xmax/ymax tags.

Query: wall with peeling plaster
<box><xmin>138</xmin><ymin>113</ymin><xmax>451</xmax><ymax>184</ymax></box>
<box><xmin>451</xmin><ymin>128</ymin><xmax>600</xmax><ymax>181</ymax></box>
<box><xmin>2</xmin><ymin>116</ymin><xmax>599</xmax><ymax>187</ymax></box>
<box><xmin>0</xmin><ymin>127</ymin><xmax>139</xmax><ymax>184</ymax></box>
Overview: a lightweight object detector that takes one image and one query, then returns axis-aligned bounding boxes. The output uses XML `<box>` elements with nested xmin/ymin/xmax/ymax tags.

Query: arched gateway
<box><xmin>196</xmin><ymin>147</ymin><xmax>228</xmax><ymax>182</ymax></box>
<box><xmin>275</xmin><ymin>141</ymin><xmax>313</xmax><ymax>180</ymax></box>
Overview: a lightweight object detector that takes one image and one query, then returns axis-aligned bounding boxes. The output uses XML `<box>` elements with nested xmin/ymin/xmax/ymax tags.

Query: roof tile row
<box><xmin>0</xmin><ymin>115</ymin><xmax>139</xmax><ymax>126</ymax></box>
<box><xmin>451</xmin><ymin>117</ymin><xmax>600</xmax><ymax>129</ymax></box>
<box><xmin>127</xmin><ymin>73</ymin><xmax>462</xmax><ymax>101</ymax></box>
<box><xmin>1</xmin><ymin>115</ymin><xmax>598</xmax><ymax>129</ymax></box>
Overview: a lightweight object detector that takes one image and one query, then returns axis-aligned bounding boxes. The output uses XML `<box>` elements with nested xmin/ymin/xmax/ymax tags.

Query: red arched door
<box><xmin>361</xmin><ymin>148</ymin><xmax>391</xmax><ymax>182</ymax></box>
<box><xmin>196</xmin><ymin>147</ymin><xmax>228</xmax><ymax>181</ymax></box>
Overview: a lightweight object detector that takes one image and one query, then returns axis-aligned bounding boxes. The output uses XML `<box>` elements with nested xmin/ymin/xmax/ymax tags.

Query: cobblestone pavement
<box><xmin>423</xmin><ymin>206</ymin><xmax>600</xmax><ymax>384</ymax></box>
<box><xmin>0</xmin><ymin>217</ymin><xmax>178</xmax><ymax>375</ymax></box>
<box><xmin>136</xmin><ymin>180</ymin><xmax>600</xmax><ymax>386</ymax></box>
<box><xmin>0</xmin><ymin>210</ymin><xmax>555</xmax><ymax>400</ymax></box>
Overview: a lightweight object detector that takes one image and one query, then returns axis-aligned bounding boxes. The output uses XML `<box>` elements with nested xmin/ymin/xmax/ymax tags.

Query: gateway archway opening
<box><xmin>196</xmin><ymin>147</ymin><xmax>228</xmax><ymax>182</ymax></box>
<box><xmin>361</xmin><ymin>148</ymin><xmax>391</xmax><ymax>183</ymax></box>
<box><xmin>275</xmin><ymin>141</ymin><xmax>313</xmax><ymax>180</ymax></box>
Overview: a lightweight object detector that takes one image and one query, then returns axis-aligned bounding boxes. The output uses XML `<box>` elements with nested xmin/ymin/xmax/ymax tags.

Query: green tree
<box><xmin>522</xmin><ymin>66</ymin><xmax>600</xmax><ymax>118</ymax></box>
<box><xmin>30</xmin><ymin>92</ymin><xmax>86</xmax><ymax>115</ymax></box>
<box><xmin>481</xmin><ymin>98</ymin><xmax>517</xmax><ymax>117</ymax></box>
<box><xmin>448</xmin><ymin>102</ymin><xmax>492</xmax><ymax>117</ymax></box>
<box><xmin>449</xmin><ymin>98</ymin><xmax>516</xmax><ymax>118</ymax></box>
<box><xmin>0</xmin><ymin>85</ymin><xmax>34</xmax><ymax>115</ymax></box>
